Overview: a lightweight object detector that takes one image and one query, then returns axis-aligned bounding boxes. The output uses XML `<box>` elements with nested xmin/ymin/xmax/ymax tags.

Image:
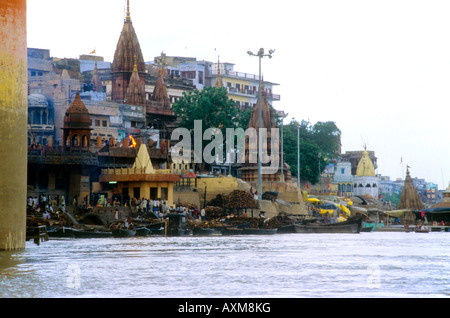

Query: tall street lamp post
<box><xmin>247</xmin><ymin>48</ymin><xmax>275</xmax><ymax>200</ymax></box>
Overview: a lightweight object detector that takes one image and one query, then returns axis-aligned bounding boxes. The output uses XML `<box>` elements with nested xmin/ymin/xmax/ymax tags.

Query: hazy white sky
<box><xmin>27</xmin><ymin>0</ymin><xmax>450</xmax><ymax>189</ymax></box>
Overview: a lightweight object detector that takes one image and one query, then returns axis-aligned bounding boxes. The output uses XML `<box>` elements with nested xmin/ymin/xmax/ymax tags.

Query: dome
<box><xmin>28</xmin><ymin>93</ymin><xmax>48</xmax><ymax>108</ymax></box>
<box><xmin>356</xmin><ymin>149</ymin><xmax>375</xmax><ymax>177</ymax></box>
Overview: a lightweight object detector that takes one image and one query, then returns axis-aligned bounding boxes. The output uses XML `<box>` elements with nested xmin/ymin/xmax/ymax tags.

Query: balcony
<box><xmin>28</xmin><ymin>124</ymin><xmax>54</xmax><ymax>132</ymax></box>
<box><xmin>99</xmin><ymin>167</ymin><xmax>180</xmax><ymax>183</ymax></box>
<box><xmin>28</xmin><ymin>149</ymin><xmax>98</xmax><ymax>165</ymax></box>
<box><xmin>226</xmin><ymin>87</ymin><xmax>280</xmax><ymax>101</ymax></box>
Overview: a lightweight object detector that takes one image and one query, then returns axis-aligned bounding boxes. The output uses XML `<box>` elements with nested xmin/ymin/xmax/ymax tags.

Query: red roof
<box><xmin>182</xmin><ymin>172</ymin><xmax>197</xmax><ymax>178</ymax></box>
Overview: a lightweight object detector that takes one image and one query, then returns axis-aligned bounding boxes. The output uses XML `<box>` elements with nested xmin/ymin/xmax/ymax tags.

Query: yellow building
<box><xmin>99</xmin><ymin>144</ymin><xmax>180</xmax><ymax>207</ymax></box>
<box><xmin>211</xmin><ymin>62</ymin><xmax>280</xmax><ymax>108</ymax></box>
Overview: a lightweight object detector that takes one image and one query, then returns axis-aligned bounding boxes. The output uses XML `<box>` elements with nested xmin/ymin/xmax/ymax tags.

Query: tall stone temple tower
<box><xmin>239</xmin><ymin>83</ymin><xmax>291</xmax><ymax>183</ymax></box>
<box><xmin>111</xmin><ymin>0</ymin><xmax>146</xmax><ymax>105</ymax></box>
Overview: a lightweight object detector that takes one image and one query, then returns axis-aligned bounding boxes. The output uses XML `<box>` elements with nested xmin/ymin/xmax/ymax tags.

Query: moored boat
<box><xmin>242</xmin><ymin>227</ymin><xmax>278</xmax><ymax>235</ymax></box>
<box><xmin>221</xmin><ymin>227</ymin><xmax>244</xmax><ymax>235</ymax></box>
<box><xmin>135</xmin><ymin>227</ymin><xmax>151</xmax><ymax>237</ymax></box>
<box><xmin>146</xmin><ymin>222</ymin><xmax>165</xmax><ymax>235</ymax></box>
<box><xmin>361</xmin><ymin>225</ymin><xmax>374</xmax><ymax>232</ymax></box>
<box><xmin>72</xmin><ymin>229</ymin><xmax>113</xmax><ymax>238</ymax></box>
<box><xmin>46</xmin><ymin>226</ymin><xmax>75</xmax><ymax>238</ymax></box>
<box><xmin>414</xmin><ymin>228</ymin><xmax>430</xmax><ymax>233</ymax></box>
<box><xmin>112</xmin><ymin>228</ymin><xmax>136</xmax><ymax>238</ymax></box>
<box><xmin>294</xmin><ymin>215</ymin><xmax>363</xmax><ymax>234</ymax></box>
<box><xmin>192</xmin><ymin>227</ymin><xmax>218</xmax><ymax>236</ymax></box>
<box><xmin>276</xmin><ymin>224</ymin><xmax>298</xmax><ymax>234</ymax></box>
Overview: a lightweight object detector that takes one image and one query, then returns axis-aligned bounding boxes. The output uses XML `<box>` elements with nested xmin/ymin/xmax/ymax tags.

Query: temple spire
<box><xmin>126</xmin><ymin>0</ymin><xmax>131</xmax><ymax>22</ymax></box>
<box><xmin>213</xmin><ymin>55</ymin><xmax>224</xmax><ymax>88</ymax></box>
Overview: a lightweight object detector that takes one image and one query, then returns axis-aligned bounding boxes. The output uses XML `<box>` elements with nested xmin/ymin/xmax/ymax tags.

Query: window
<box><xmin>161</xmin><ymin>188</ymin><xmax>168</xmax><ymax>200</ymax></box>
<box><xmin>95</xmin><ymin>120</ymin><xmax>100</xmax><ymax>126</ymax></box>
<box><xmin>102</xmin><ymin>120</ymin><xmax>107</xmax><ymax>127</ymax></box>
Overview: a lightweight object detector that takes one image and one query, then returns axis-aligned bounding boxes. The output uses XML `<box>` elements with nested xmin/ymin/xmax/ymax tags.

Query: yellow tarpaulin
<box><xmin>338</xmin><ymin>204</ymin><xmax>351</xmax><ymax>215</ymax></box>
<box><xmin>319</xmin><ymin>209</ymin><xmax>335</xmax><ymax>215</ymax></box>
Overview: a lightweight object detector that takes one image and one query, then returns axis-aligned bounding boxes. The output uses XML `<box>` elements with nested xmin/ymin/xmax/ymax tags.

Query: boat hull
<box><xmin>73</xmin><ymin>229</ymin><xmax>113</xmax><ymax>238</ymax></box>
<box><xmin>277</xmin><ymin>224</ymin><xmax>298</xmax><ymax>234</ymax></box>
<box><xmin>192</xmin><ymin>228</ymin><xmax>218</xmax><ymax>236</ymax></box>
<box><xmin>112</xmin><ymin>229</ymin><xmax>136</xmax><ymax>238</ymax></box>
<box><xmin>221</xmin><ymin>228</ymin><xmax>244</xmax><ymax>235</ymax></box>
<box><xmin>135</xmin><ymin>227</ymin><xmax>151</xmax><ymax>236</ymax></box>
<box><xmin>294</xmin><ymin>215</ymin><xmax>363</xmax><ymax>234</ymax></box>
<box><xmin>242</xmin><ymin>228</ymin><xmax>278</xmax><ymax>235</ymax></box>
<box><xmin>47</xmin><ymin>227</ymin><xmax>75</xmax><ymax>238</ymax></box>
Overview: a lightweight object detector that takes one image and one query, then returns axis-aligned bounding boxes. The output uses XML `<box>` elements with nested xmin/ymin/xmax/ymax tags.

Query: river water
<box><xmin>0</xmin><ymin>231</ymin><xmax>449</xmax><ymax>298</ymax></box>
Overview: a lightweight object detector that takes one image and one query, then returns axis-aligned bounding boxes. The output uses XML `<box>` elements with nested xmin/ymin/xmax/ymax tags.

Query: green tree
<box><xmin>282</xmin><ymin>118</ymin><xmax>340</xmax><ymax>184</ymax></box>
<box><xmin>311</xmin><ymin>121</ymin><xmax>341</xmax><ymax>159</ymax></box>
<box><xmin>172</xmin><ymin>87</ymin><xmax>251</xmax><ymax>162</ymax></box>
<box><xmin>172</xmin><ymin>87</ymin><xmax>250</xmax><ymax>133</ymax></box>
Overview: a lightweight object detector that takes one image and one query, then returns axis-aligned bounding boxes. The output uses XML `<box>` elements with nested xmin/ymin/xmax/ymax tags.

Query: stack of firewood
<box><xmin>176</xmin><ymin>201</ymin><xmax>198</xmax><ymax>210</ymax></box>
<box><xmin>225</xmin><ymin>190</ymin><xmax>257</xmax><ymax>208</ymax></box>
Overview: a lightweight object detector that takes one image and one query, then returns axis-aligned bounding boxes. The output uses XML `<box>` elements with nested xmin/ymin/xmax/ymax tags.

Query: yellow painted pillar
<box><xmin>157</xmin><ymin>186</ymin><xmax>161</xmax><ymax>200</ymax></box>
<box><xmin>168</xmin><ymin>183</ymin><xmax>174</xmax><ymax>207</ymax></box>
<box><xmin>0</xmin><ymin>0</ymin><xmax>27</xmax><ymax>250</ymax></box>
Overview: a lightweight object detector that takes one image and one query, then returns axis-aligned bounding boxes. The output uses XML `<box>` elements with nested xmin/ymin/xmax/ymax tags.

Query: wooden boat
<box><xmin>192</xmin><ymin>227</ymin><xmax>218</xmax><ymax>236</ymax></box>
<box><xmin>112</xmin><ymin>228</ymin><xmax>136</xmax><ymax>238</ymax></box>
<box><xmin>414</xmin><ymin>228</ymin><xmax>430</xmax><ymax>233</ymax></box>
<box><xmin>135</xmin><ymin>227</ymin><xmax>151</xmax><ymax>237</ymax></box>
<box><xmin>361</xmin><ymin>225</ymin><xmax>374</xmax><ymax>232</ymax></box>
<box><xmin>221</xmin><ymin>227</ymin><xmax>244</xmax><ymax>235</ymax></box>
<box><xmin>242</xmin><ymin>227</ymin><xmax>278</xmax><ymax>235</ymax></box>
<box><xmin>294</xmin><ymin>215</ymin><xmax>363</xmax><ymax>234</ymax></box>
<box><xmin>146</xmin><ymin>226</ymin><xmax>165</xmax><ymax>235</ymax></box>
<box><xmin>146</xmin><ymin>222</ymin><xmax>165</xmax><ymax>235</ymax></box>
<box><xmin>276</xmin><ymin>224</ymin><xmax>298</xmax><ymax>234</ymax></box>
<box><xmin>72</xmin><ymin>229</ymin><xmax>113</xmax><ymax>238</ymax></box>
<box><xmin>46</xmin><ymin>226</ymin><xmax>75</xmax><ymax>238</ymax></box>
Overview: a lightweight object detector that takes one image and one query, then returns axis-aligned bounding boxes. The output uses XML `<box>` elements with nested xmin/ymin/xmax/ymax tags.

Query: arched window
<box><xmin>373</xmin><ymin>183</ymin><xmax>377</xmax><ymax>188</ymax></box>
<box><xmin>72</xmin><ymin>135</ymin><xmax>78</xmax><ymax>147</ymax></box>
<box><xmin>366</xmin><ymin>184</ymin><xmax>371</xmax><ymax>187</ymax></box>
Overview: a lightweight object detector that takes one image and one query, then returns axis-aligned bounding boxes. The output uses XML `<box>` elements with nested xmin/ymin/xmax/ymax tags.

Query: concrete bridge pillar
<box><xmin>0</xmin><ymin>0</ymin><xmax>27</xmax><ymax>250</ymax></box>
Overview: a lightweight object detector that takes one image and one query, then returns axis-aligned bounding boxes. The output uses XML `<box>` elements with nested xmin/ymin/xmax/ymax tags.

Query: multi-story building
<box><xmin>426</xmin><ymin>182</ymin><xmax>439</xmax><ymax>205</ymax></box>
<box><xmin>333</xmin><ymin>161</ymin><xmax>353</xmax><ymax>197</ymax></box>
<box><xmin>150</xmin><ymin>55</ymin><xmax>281</xmax><ymax>110</ymax></box>
<box><xmin>27</xmin><ymin>93</ymin><xmax>55</xmax><ymax>147</ymax></box>
<box><xmin>209</xmin><ymin>62</ymin><xmax>280</xmax><ymax>109</ymax></box>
